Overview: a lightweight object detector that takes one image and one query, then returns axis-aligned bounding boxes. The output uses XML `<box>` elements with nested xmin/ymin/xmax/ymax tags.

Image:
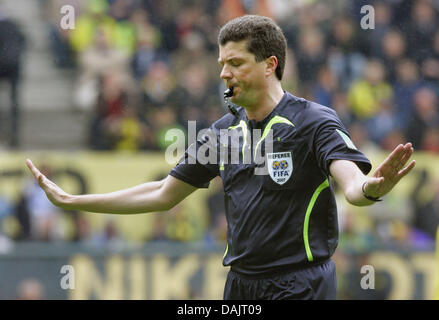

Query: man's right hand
<box><xmin>26</xmin><ymin>159</ymin><xmax>71</xmax><ymax>208</ymax></box>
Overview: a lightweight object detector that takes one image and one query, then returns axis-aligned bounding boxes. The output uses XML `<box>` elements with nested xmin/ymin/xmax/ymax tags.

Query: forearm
<box><xmin>343</xmin><ymin>178</ymin><xmax>376</xmax><ymax>207</ymax></box>
<box><xmin>62</xmin><ymin>180</ymin><xmax>170</xmax><ymax>214</ymax></box>
<box><xmin>330</xmin><ymin>160</ymin><xmax>375</xmax><ymax>207</ymax></box>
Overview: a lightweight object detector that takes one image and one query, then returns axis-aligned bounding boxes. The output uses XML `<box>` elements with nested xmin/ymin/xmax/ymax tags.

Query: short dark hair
<box><xmin>218</xmin><ymin>15</ymin><xmax>287</xmax><ymax>81</ymax></box>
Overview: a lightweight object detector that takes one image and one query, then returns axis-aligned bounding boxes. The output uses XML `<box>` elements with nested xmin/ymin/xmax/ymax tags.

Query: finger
<box><xmin>394</xmin><ymin>143</ymin><xmax>414</xmax><ymax>171</ymax></box>
<box><xmin>396</xmin><ymin>147</ymin><xmax>414</xmax><ymax>171</ymax></box>
<box><xmin>25</xmin><ymin>158</ymin><xmax>33</xmax><ymax>171</ymax></box>
<box><xmin>381</xmin><ymin>144</ymin><xmax>405</xmax><ymax>169</ymax></box>
<box><xmin>25</xmin><ymin>159</ymin><xmax>50</xmax><ymax>188</ymax></box>
<box><xmin>373</xmin><ymin>149</ymin><xmax>402</xmax><ymax>177</ymax></box>
<box><xmin>393</xmin><ymin>143</ymin><xmax>413</xmax><ymax>167</ymax></box>
<box><xmin>398</xmin><ymin>160</ymin><xmax>416</xmax><ymax>179</ymax></box>
<box><xmin>377</xmin><ymin>143</ymin><xmax>413</xmax><ymax>176</ymax></box>
<box><xmin>402</xmin><ymin>144</ymin><xmax>413</xmax><ymax>156</ymax></box>
<box><xmin>26</xmin><ymin>159</ymin><xmax>42</xmax><ymax>179</ymax></box>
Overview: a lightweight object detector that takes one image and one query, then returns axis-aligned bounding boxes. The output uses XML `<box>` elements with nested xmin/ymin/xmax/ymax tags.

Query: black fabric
<box><xmin>223</xmin><ymin>259</ymin><xmax>337</xmax><ymax>300</ymax></box>
<box><xmin>170</xmin><ymin>91</ymin><xmax>372</xmax><ymax>277</ymax></box>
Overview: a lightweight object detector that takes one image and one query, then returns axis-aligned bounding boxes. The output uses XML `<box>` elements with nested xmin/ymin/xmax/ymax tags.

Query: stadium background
<box><xmin>0</xmin><ymin>0</ymin><xmax>438</xmax><ymax>299</ymax></box>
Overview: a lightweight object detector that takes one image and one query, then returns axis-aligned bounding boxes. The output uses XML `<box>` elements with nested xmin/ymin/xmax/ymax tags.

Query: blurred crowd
<box><xmin>46</xmin><ymin>0</ymin><xmax>227</xmax><ymax>151</ymax></box>
<box><xmin>41</xmin><ymin>0</ymin><xmax>439</xmax><ymax>153</ymax></box>
<box><xmin>0</xmin><ymin>0</ymin><xmax>439</xmax><ymax>252</ymax></box>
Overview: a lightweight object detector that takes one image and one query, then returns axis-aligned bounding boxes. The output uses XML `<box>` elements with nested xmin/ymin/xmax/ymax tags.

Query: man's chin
<box><xmin>230</xmin><ymin>93</ymin><xmax>249</xmax><ymax>108</ymax></box>
<box><xmin>230</xmin><ymin>91</ymin><xmax>240</xmax><ymax>103</ymax></box>
<box><xmin>230</xmin><ymin>96</ymin><xmax>242</xmax><ymax>106</ymax></box>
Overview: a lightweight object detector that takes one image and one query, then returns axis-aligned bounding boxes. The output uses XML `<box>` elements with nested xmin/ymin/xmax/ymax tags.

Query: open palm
<box><xmin>364</xmin><ymin>143</ymin><xmax>416</xmax><ymax>198</ymax></box>
<box><xmin>25</xmin><ymin>159</ymin><xmax>70</xmax><ymax>208</ymax></box>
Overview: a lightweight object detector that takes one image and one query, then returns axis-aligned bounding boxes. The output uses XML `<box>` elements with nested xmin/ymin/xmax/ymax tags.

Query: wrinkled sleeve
<box><xmin>313</xmin><ymin>109</ymin><xmax>372</xmax><ymax>176</ymax></box>
<box><xmin>169</xmin><ymin>128</ymin><xmax>219</xmax><ymax>188</ymax></box>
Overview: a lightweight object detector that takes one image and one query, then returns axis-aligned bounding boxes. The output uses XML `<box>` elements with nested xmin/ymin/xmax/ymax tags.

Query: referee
<box><xmin>26</xmin><ymin>15</ymin><xmax>415</xmax><ymax>300</ymax></box>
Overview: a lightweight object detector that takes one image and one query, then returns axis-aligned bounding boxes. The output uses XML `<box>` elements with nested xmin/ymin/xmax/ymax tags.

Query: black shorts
<box><xmin>223</xmin><ymin>259</ymin><xmax>337</xmax><ymax>300</ymax></box>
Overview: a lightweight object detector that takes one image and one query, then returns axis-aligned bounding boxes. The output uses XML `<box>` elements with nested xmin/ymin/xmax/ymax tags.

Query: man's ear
<box><xmin>265</xmin><ymin>56</ymin><xmax>278</xmax><ymax>77</ymax></box>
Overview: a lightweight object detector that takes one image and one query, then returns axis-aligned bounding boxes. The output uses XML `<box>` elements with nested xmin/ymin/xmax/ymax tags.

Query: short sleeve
<box><xmin>312</xmin><ymin>108</ymin><xmax>372</xmax><ymax>176</ymax></box>
<box><xmin>169</xmin><ymin>128</ymin><xmax>219</xmax><ymax>188</ymax></box>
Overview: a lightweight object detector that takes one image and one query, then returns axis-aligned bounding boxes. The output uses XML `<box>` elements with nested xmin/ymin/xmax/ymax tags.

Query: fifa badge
<box><xmin>267</xmin><ymin>152</ymin><xmax>293</xmax><ymax>185</ymax></box>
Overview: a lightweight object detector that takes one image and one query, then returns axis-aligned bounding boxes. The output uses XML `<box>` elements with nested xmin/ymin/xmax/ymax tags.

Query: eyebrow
<box><xmin>218</xmin><ymin>57</ymin><xmax>244</xmax><ymax>65</ymax></box>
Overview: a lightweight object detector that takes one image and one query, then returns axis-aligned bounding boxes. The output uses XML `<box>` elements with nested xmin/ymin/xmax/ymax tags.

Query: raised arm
<box><xmin>25</xmin><ymin>159</ymin><xmax>197</xmax><ymax>214</ymax></box>
<box><xmin>329</xmin><ymin>143</ymin><xmax>416</xmax><ymax>206</ymax></box>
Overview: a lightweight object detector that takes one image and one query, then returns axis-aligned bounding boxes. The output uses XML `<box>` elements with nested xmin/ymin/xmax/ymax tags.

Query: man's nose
<box><xmin>220</xmin><ymin>65</ymin><xmax>232</xmax><ymax>80</ymax></box>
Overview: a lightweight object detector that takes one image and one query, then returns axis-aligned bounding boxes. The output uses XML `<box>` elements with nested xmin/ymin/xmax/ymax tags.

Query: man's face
<box><xmin>218</xmin><ymin>40</ymin><xmax>268</xmax><ymax>108</ymax></box>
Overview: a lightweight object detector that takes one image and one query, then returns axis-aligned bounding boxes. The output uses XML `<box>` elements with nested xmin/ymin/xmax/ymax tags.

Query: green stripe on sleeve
<box><xmin>336</xmin><ymin>129</ymin><xmax>357</xmax><ymax>150</ymax></box>
<box><xmin>303</xmin><ymin>179</ymin><xmax>330</xmax><ymax>262</ymax></box>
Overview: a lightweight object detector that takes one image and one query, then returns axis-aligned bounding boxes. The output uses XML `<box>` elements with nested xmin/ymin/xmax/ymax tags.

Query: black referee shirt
<box><xmin>169</xmin><ymin>91</ymin><xmax>371</xmax><ymax>276</ymax></box>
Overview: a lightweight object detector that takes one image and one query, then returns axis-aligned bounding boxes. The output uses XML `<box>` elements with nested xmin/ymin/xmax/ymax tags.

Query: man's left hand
<box><xmin>363</xmin><ymin>143</ymin><xmax>416</xmax><ymax>199</ymax></box>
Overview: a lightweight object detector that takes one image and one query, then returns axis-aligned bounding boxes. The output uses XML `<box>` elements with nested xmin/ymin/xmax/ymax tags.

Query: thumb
<box><xmin>364</xmin><ymin>177</ymin><xmax>384</xmax><ymax>192</ymax></box>
<box><xmin>368</xmin><ymin>176</ymin><xmax>384</xmax><ymax>185</ymax></box>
